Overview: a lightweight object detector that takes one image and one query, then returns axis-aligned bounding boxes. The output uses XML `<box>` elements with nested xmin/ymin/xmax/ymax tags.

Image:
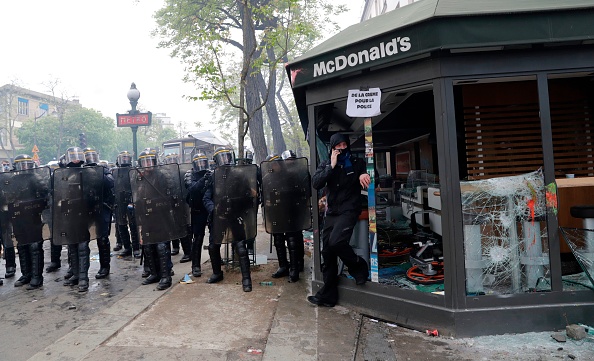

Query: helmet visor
<box><xmin>139</xmin><ymin>155</ymin><xmax>157</xmax><ymax>168</ymax></box>
<box><xmin>84</xmin><ymin>150</ymin><xmax>100</xmax><ymax>165</ymax></box>
<box><xmin>193</xmin><ymin>156</ymin><xmax>209</xmax><ymax>171</ymax></box>
<box><xmin>117</xmin><ymin>153</ymin><xmax>132</xmax><ymax>166</ymax></box>
<box><xmin>66</xmin><ymin>149</ymin><xmax>85</xmax><ymax>165</ymax></box>
<box><xmin>15</xmin><ymin>159</ymin><xmax>35</xmax><ymax>171</ymax></box>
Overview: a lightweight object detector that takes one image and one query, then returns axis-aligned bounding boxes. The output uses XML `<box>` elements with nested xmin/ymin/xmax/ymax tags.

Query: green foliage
<box><xmin>17</xmin><ymin>106</ymin><xmax>178</xmax><ymax>164</ymax></box>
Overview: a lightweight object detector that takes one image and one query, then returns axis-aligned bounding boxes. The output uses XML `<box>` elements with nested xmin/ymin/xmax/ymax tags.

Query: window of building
<box><xmin>18</xmin><ymin>97</ymin><xmax>29</xmax><ymax>115</ymax></box>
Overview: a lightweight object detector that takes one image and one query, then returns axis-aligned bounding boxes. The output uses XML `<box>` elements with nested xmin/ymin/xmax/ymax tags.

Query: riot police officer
<box><xmin>46</xmin><ymin>154</ymin><xmax>66</xmax><ymax>273</ymax></box>
<box><xmin>83</xmin><ymin>147</ymin><xmax>115</xmax><ymax>279</ymax></box>
<box><xmin>203</xmin><ymin>147</ymin><xmax>258</xmax><ymax>292</ymax></box>
<box><xmin>113</xmin><ymin>151</ymin><xmax>140</xmax><ymax>258</ymax></box>
<box><xmin>184</xmin><ymin>152</ymin><xmax>210</xmax><ymax>277</ymax></box>
<box><xmin>264</xmin><ymin>150</ymin><xmax>307</xmax><ymax>282</ymax></box>
<box><xmin>163</xmin><ymin>153</ymin><xmax>192</xmax><ymax>263</ymax></box>
<box><xmin>136</xmin><ymin>150</ymin><xmax>173</xmax><ymax>290</ymax></box>
<box><xmin>60</xmin><ymin>147</ymin><xmax>96</xmax><ymax>292</ymax></box>
<box><xmin>7</xmin><ymin>155</ymin><xmax>49</xmax><ymax>289</ymax></box>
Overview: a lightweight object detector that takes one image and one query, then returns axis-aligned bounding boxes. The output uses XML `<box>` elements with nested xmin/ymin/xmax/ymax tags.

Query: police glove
<box><xmin>184</xmin><ymin>169</ymin><xmax>193</xmax><ymax>188</ymax></box>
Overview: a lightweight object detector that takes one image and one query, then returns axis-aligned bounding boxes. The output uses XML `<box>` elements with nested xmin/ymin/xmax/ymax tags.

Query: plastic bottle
<box><xmin>259</xmin><ymin>281</ymin><xmax>273</xmax><ymax>286</ymax></box>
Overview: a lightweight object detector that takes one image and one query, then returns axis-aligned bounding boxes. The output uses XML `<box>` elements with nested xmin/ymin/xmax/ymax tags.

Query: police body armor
<box><xmin>52</xmin><ymin>166</ymin><xmax>104</xmax><ymax>245</ymax></box>
<box><xmin>0</xmin><ymin>167</ymin><xmax>51</xmax><ymax>247</ymax></box>
<box><xmin>260</xmin><ymin>157</ymin><xmax>312</xmax><ymax>234</ymax></box>
<box><xmin>112</xmin><ymin>167</ymin><xmax>132</xmax><ymax>226</ymax></box>
<box><xmin>129</xmin><ymin>163</ymin><xmax>187</xmax><ymax>245</ymax></box>
<box><xmin>178</xmin><ymin>163</ymin><xmax>192</xmax><ymax>225</ymax></box>
<box><xmin>212</xmin><ymin>164</ymin><xmax>258</xmax><ymax>244</ymax></box>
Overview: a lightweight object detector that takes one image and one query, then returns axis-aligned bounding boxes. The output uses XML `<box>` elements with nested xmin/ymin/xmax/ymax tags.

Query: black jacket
<box><xmin>312</xmin><ymin>156</ymin><xmax>366</xmax><ymax>216</ymax></box>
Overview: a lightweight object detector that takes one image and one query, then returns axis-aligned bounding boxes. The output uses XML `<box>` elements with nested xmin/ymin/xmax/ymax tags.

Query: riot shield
<box><xmin>52</xmin><ymin>166</ymin><xmax>104</xmax><ymax>245</ymax></box>
<box><xmin>260</xmin><ymin>157</ymin><xmax>312</xmax><ymax>234</ymax></box>
<box><xmin>0</xmin><ymin>167</ymin><xmax>51</xmax><ymax>246</ymax></box>
<box><xmin>112</xmin><ymin>167</ymin><xmax>132</xmax><ymax>226</ymax></box>
<box><xmin>212</xmin><ymin>164</ymin><xmax>258</xmax><ymax>244</ymax></box>
<box><xmin>179</xmin><ymin>163</ymin><xmax>192</xmax><ymax>225</ymax></box>
<box><xmin>129</xmin><ymin>163</ymin><xmax>187</xmax><ymax>245</ymax></box>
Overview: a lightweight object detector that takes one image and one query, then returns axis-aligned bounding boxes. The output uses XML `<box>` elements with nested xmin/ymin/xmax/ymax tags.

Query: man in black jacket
<box><xmin>308</xmin><ymin>133</ymin><xmax>370</xmax><ymax>307</ymax></box>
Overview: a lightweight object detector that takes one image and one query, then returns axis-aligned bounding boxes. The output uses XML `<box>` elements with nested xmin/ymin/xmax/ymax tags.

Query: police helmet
<box><xmin>192</xmin><ymin>152</ymin><xmax>209</xmax><ymax>171</ymax></box>
<box><xmin>163</xmin><ymin>153</ymin><xmax>180</xmax><ymax>165</ymax></box>
<box><xmin>116</xmin><ymin>151</ymin><xmax>132</xmax><ymax>167</ymax></box>
<box><xmin>138</xmin><ymin>149</ymin><xmax>158</xmax><ymax>168</ymax></box>
<box><xmin>265</xmin><ymin>153</ymin><xmax>281</xmax><ymax>162</ymax></box>
<box><xmin>14</xmin><ymin>154</ymin><xmax>35</xmax><ymax>171</ymax></box>
<box><xmin>213</xmin><ymin>147</ymin><xmax>234</xmax><ymax>167</ymax></box>
<box><xmin>83</xmin><ymin>147</ymin><xmax>100</xmax><ymax>166</ymax></box>
<box><xmin>281</xmin><ymin>150</ymin><xmax>296</xmax><ymax>160</ymax></box>
<box><xmin>65</xmin><ymin>147</ymin><xmax>85</xmax><ymax>166</ymax></box>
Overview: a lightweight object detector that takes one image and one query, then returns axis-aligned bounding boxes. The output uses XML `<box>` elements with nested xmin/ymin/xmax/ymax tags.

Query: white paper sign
<box><xmin>346</xmin><ymin>88</ymin><xmax>382</xmax><ymax>117</ymax></box>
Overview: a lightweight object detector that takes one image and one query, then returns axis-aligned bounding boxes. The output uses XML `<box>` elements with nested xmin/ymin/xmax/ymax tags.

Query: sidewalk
<box><xmin>26</xmin><ymin>223</ymin><xmax>594</xmax><ymax>361</ymax></box>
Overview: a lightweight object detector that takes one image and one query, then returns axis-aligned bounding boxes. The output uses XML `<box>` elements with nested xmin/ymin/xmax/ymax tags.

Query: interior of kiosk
<box><xmin>316</xmin><ymin>72</ymin><xmax>594</xmax><ymax>296</ymax></box>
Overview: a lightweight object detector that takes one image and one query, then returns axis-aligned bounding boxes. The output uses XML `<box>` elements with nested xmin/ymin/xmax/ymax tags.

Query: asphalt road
<box><xmin>0</xmin><ymin>228</ymin><xmax>147</xmax><ymax>361</ymax></box>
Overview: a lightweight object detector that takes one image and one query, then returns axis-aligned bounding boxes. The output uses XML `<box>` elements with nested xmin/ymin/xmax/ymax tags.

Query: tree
<box><xmin>153</xmin><ymin>0</ymin><xmax>344</xmax><ymax>162</ymax></box>
<box><xmin>17</xmin><ymin>107</ymin><xmax>117</xmax><ymax>164</ymax></box>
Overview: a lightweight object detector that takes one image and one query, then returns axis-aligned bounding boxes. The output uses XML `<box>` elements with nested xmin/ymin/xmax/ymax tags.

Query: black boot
<box><xmin>46</xmin><ymin>241</ymin><xmax>62</xmax><ymax>272</ymax></box>
<box><xmin>179</xmin><ymin>236</ymin><xmax>191</xmax><ymax>263</ymax></box>
<box><xmin>64</xmin><ymin>246</ymin><xmax>74</xmax><ymax>279</ymax></box>
<box><xmin>191</xmin><ymin>234</ymin><xmax>204</xmax><ymax>277</ymax></box>
<box><xmin>27</xmin><ymin>242</ymin><xmax>44</xmax><ymax>290</ymax></box>
<box><xmin>64</xmin><ymin>244</ymin><xmax>79</xmax><ymax>286</ymax></box>
<box><xmin>287</xmin><ymin>235</ymin><xmax>300</xmax><ymax>283</ymax></box>
<box><xmin>95</xmin><ymin>237</ymin><xmax>111</xmax><ymax>279</ymax></box>
<box><xmin>171</xmin><ymin>239</ymin><xmax>180</xmax><ymax>255</ymax></box>
<box><xmin>14</xmin><ymin>245</ymin><xmax>31</xmax><ymax>287</ymax></box>
<box><xmin>206</xmin><ymin>243</ymin><xmax>223</xmax><ymax>283</ymax></box>
<box><xmin>78</xmin><ymin>242</ymin><xmax>91</xmax><ymax>292</ymax></box>
<box><xmin>156</xmin><ymin>242</ymin><xmax>172</xmax><ymax>290</ymax></box>
<box><xmin>272</xmin><ymin>236</ymin><xmax>289</xmax><ymax>278</ymax></box>
<box><xmin>142</xmin><ymin>245</ymin><xmax>159</xmax><ymax>285</ymax></box>
<box><xmin>237</xmin><ymin>241</ymin><xmax>252</xmax><ymax>292</ymax></box>
<box><xmin>4</xmin><ymin>246</ymin><xmax>16</xmax><ymax>278</ymax></box>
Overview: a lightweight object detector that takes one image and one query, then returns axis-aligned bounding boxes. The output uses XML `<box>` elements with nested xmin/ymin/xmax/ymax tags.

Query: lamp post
<box><xmin>127</xmin><ymin>83</ymin><xmax>141</xmax><ymax>163</ymax></box>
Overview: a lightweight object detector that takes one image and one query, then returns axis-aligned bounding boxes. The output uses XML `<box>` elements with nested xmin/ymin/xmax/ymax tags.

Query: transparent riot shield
<box><xmin>260</xmin><ymin>157</ymin><xmax>312</xmax><ymax>234</ymax></box>
<box><xmin>112</xmin><ymin>167</ymin><xmax>132</xmax><ymax>226</ymax></box>
<box><xmin>129</xmin><ymin>163</ymin><xmax>187</xmax><ymax>245</ymax></box>
<box><xmin>0</xmin><ymin>167</ymin><xmax>51</xmax><ymax>246</ymax></box>
<box><xmin>212</xmin><ymin>164</ymin><xmax>258</xmax><ymax>244</ymax></box>
<box><xmin>179</xmin><ymin>163</ymin><xmax>192</xmax><ymax>225</ymax></box>
<box><xmin>52</xmin><ymin>166</ymin><xmax>104</xmax><ymax>245</ymax></box>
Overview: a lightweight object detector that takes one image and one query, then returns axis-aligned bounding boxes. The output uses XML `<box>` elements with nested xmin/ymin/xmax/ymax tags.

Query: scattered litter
<box><xmin>100</xmin><ymin>292</ymin><xmax>110</xmax><ymax>296</ymax></box>
<box><xmin>566</xmin><ymin>324</ymin><xmax>587</xmax><ymax>340</ymax></box>
<box><xmin>247</xmin><ymin>348</ymin><xmax>262</xmax><ymax>355</ymax></box>
<box><xmin>578</xmin><ymin>323</ymin><xmax>594</xmax><ymax>335</ymax></box>
<box><xmin>551</xmin><ymin>333</ymin><xmax>566</xmax><ymax>343</ymax></box>
<box><xmin>426</xmin><ymin>329</ymin><xmax>439</xmax><ymax>337</ymax></box>
<box><xmin>32</xmin><ymin>299</ymin><xmax>38</xmax><ymax>303</ymax></box>
<box><xmin>369</xmin><ymin>318</ymin><xmax>378</xmax><ymax>323</ymax></box>
<box><xmin>386</xmin><ymin>323</ymin><xmax>398</xmax><ymax>328</ymax></box>
<box><xmin>387</xmin><ymin>339</ymin><xmax>395</xmax><ymax>342</ymax></box>
<box><xmin>74</xmin><ymin>341</ymin><xmax>80</xmax><ymax>346</ymax></box>
<box><xmin>259</xmin><ymin>281</ymin><xmax>273</xmax><ymax>286</ymax></box>
<box><xmin>557</xmin><ymin>347</ymin><xmax>564</xmax><ymax>351</ymax></box>
<box><xmin>68</xmin><ymin>305</ymin><xmax>76</xmax><ymax>310</ymax></box>
<box><xmin>90</xmin><ymin>255</ymin><xmax>100</xmax><ymax>261</ymax></box>
<box><xmin>179</xmin><ymin>274</ymin><xmax>194</xmax><ymax>284</ymax></box>
<box><xmin>270</xmin><ymin>298</ymin><xmax>279</xmax><ymax>302</ymax></box>
<box><xmin>568</xmin><ymin>354</ymin><xmax>576</xmax><ymax>360</ymax></box>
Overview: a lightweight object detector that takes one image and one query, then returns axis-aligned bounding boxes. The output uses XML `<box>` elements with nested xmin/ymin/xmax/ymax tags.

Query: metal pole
<box><xmin>131</xmin><ymin>126</ymin><xmax>138</xmax><ymax>164</ymax></box>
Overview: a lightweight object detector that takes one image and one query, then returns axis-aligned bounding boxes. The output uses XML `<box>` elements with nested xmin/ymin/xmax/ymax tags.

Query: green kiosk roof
<box><xmin>287</xmin><ymin>0</ymin><xmax>594</xmax><ymax>88</ymax></box>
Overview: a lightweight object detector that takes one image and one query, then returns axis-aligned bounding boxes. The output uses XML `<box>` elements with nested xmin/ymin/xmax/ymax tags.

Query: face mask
<box><xmin>337</xmin><ymin>150</ymin><xmax>350</xmax><ymax>161</ymax></box>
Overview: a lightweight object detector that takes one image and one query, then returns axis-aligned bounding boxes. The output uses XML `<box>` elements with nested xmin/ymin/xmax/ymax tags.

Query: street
<box><xmin>0</xmin><ymin>228</ymin><xmax>148</xmax><ymax>361</ymax></box>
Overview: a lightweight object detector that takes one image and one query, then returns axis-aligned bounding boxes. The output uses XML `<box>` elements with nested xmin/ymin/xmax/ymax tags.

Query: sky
<box><xmin>0</xmin><ymin>0</ymin><xmax>363</xmax><ymax>134</ymax></box>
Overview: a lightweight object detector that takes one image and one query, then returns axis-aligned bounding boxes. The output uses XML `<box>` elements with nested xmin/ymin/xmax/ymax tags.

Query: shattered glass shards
<box><xmin>560</xmin><ymin>227</ymin><xmax>594</xmax><ymax>288</ymax></box>
<box><xmin>460</xmin><ymin>170</ymin><xmax>551</xmax><ymax>295</ymax></box>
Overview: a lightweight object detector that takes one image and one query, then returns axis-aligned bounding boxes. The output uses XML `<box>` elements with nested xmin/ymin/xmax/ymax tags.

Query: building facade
<box><xmin>0</xmin><ymin>84</ymin><xmax>80</xmax><ymax>164</ymax></box>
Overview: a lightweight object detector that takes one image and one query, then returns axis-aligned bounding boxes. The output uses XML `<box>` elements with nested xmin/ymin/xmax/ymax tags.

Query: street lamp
<box><xmin>127</xmin><ymin>82</ymin><xmax>140</xmax><ymax>162</ymax></box>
